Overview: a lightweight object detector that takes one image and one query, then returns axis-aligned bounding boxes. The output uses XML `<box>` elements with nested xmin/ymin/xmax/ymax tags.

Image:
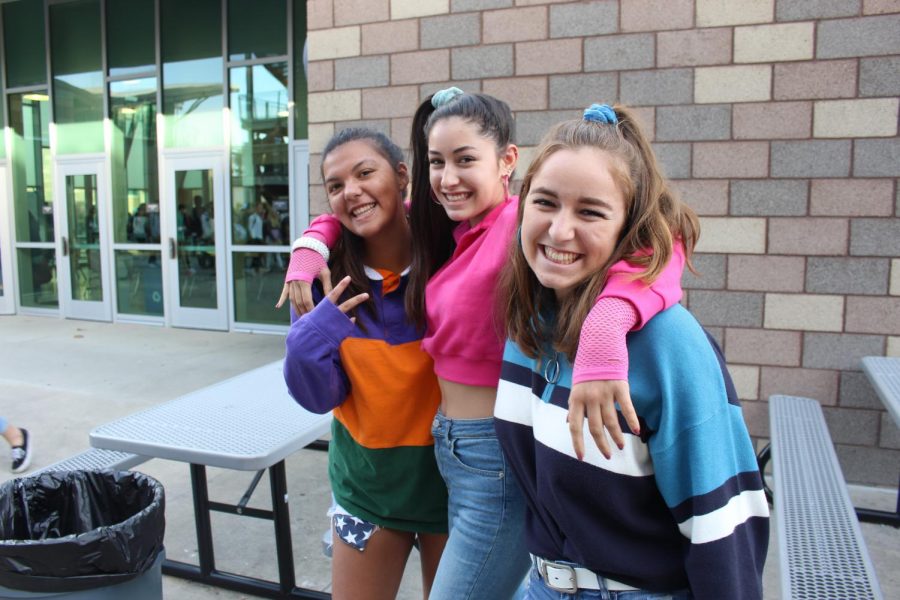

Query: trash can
<box><xmin>0</xmin><ymin>470</ymin><xmax>165</xmax><ymax>600</ymax></box>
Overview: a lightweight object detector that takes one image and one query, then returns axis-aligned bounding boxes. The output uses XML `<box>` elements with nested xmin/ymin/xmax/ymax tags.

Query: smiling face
<box><xmin>520</xmin><ymin>147</ymin><xmax>628</xmax><ymax>299</ymax></box>
<box><xmin>427</xmin><ymin>116</ymin><xmax>517</xmax><ymax>226</ymax></box>
<box><xmin>322</xmin><ymin>139</ymin><xmax>409</xmax><ymax>239</ymax></box>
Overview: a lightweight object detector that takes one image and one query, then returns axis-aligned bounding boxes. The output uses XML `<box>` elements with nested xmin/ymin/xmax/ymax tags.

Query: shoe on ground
<box><xmin>11</xmin><ymin>429</ymin><xmax>31</xmax><ymax>474</ymax></box>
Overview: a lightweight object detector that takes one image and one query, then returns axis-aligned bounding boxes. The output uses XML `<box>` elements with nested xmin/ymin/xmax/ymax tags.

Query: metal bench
<box><xmin>29</xmin><ymin>448</ymin><xmax>148</xmax><ymax>475</ymax></box>
<box><xmin>769</xmin><ymin>394</ymin><xmax>883</xmax><ymax>599</ymax></box>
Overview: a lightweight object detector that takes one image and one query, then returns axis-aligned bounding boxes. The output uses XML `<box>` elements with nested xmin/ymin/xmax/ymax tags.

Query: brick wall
<box><xmin>305</xmin><ymin>0</ymin><xmax>900</xmax><ymax>485</ymax></box>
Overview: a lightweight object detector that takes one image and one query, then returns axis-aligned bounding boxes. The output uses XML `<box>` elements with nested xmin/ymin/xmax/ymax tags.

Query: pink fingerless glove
<box><xmin>285</xmin><ymin>247</ymin><xmax>326</xmax><ymax>284</ymax></box>
<box><xmin>572</xmin><ymin>297</ymin><xmax>638</xmax><ymax>384</ymax></box>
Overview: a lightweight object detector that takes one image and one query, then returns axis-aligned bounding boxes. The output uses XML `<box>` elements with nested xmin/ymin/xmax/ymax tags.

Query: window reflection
<box><xmin>230</xmin><ymin>63</ymin><xmax>289</xmax><ymax>247</ymax></box>
<box><xmin>161</xmin><ymin>0</ymin><xmax>223</xmax><ymax>148</ymax></box>
<box><xmin>110</xmin><ymin>77</ymin><xmax>159</xmax><ymax>244</ymax></box>
<box><xmin>115</xmin><ymin>250</ymin><xmax>163</xmax><ymax>316</ymax></box>
<box><xmin>50</xmin><ymin>0</ymin><xmax>103</xmax><ymax>154</ymax></box>
<box><xmin>66</xmin><ymin>175</ymin><xmax>103</xmax><ymax>302</ymax></box>
<box><xmin>107</xmin><ymin>0</ymin><xmax>155</xmax><ymax>77</ymax></box>
<box><xmin>17</xmin><ymin>248</ymin><xmax>57</xmax><ymax>308</ymax></box>
<box><xmin>9</xmin><ymin>93</ymin><xmax>53</xmax><ymax>244</ymax></box>
<box><xmin>228</xmin><ymin>0</ymin><xmax>286</xmax><ymax>61</ymax></box>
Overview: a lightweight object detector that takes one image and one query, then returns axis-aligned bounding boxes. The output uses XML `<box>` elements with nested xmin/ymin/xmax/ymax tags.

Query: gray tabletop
<box><xmin>90</xmin><ymin>360</ymin><xmax>332</xmax><ymax>471</ymax></box>
<box><xmin>861</xmin><ymin>356</ymin><xmax>900</xmax><ymax>428</ymax></box>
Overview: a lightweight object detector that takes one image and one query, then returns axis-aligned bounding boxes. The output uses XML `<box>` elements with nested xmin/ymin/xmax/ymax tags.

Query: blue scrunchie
<box><xmin>583</xmin><ymin>103</ymin><xmax>617</xmax><ymax>124</ymax></box>
<box><xmin>432</xmin><ymin>87</ymin><xmax>464</xmax><ymax>109</ymax></box>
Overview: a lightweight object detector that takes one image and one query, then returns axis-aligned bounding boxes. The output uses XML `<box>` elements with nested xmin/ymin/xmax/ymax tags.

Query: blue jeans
<box><xmin>525</xmin><ymin>567</ymin><xmax>693</xmax><ymax>600</ymax></box>
<box><xmin>429</xmin><ymin>412</ymin><xmax>530</xmax><ymax>600</ymax></box>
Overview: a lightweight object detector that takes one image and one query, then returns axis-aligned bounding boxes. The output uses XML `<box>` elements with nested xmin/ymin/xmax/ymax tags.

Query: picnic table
<box><xmin>90</xmin><ymin>359</ymin><xmax>332</xmax><ymax>599</ymax></box>
<box><xmin>859</xmin><ymin>356</ymin><xmax>900</xmax><ymax>527</ymax></box>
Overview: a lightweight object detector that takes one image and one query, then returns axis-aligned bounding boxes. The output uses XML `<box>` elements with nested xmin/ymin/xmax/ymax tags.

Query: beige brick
<box><xmin>695</xmin><ymin>65</ymin><xmax>771</xmax><ymax>104</ymax></box>
<box><xmin>516</xmin><ymin>0</ymin><xmax>570</xmax><ymax>5</ymax></box>
<box><xmin>361</xmin><ymin>86</ymin><xmax>419</xmax><ymax>119</ymax></box>
<box><xmin>768</xmin><ymin>218</ymin><xmax>848</xmax><ymax>255</ymax></box>
<box><xmin>811</xmin><ymin>179</ymin><xmax>896</xmax><ymax>217</ymax></box>
<box><xmin>629</xmin><ymin>107</ymin><xmax>655</xmax><ymax>139</ymax></box>
<box><xmin>335</xmin><ymin>0</ymin><xmax>388</xmax><ymax>26</ymax></box>
<box><xmin>391</xmin><ymin>0</ymin><xmax>448</xmax><ymax>20</ymax></box>
<box><xmin>621</xmin><ymin>0</ymin><xmax>693</xmax><ymax>31</ymax></box>
<box><xmin>725</xmin><ymin>328</ymin><xmax>801</xmax><ymax>366</ymax></box>
<box><xmin>483</xmin><ymin>77</ymin><xmax>548</xmax><ymax>111</ymax></box>
<box><xmin>517</xmin><ymin>146</ymin><xmax>539</xmax><ymax>179</ymax></box>
<box><xmin>760</xmin><ymin>366</ymin><xmax>840</xmax><ymax>406</ymax></box>
<box><xmin>361</xmin><ymin>20</ymin><xmax>419</xmax><ymax>55</ymax></box>
<box><xmin>728</xmin><ymin>255</ymin><xmax>806</xmax><ymax>292</ymax></box>
<box><xmin>308</xmin><ymin>0</ymin><xmax>334</xmax><ymax>30</ymax></box>
<box><xmin>672</xmin><ymin>180</ymin><xmax>729</xmax><ymax>215</ymax></box>
<box><xmin>765</xmin><ymin>293</ymin><xmax>845</xmax><ymax>332</ymax></box>
<box><xmin>391</xmin><ymin>117</ymin><xmax>412</xmax><ymax>151</ymax></box>
<box><xmin>846</xmin><ymin>297</ymin><xmax>900</xmax><ymax>334</ymax></box>
<box><xmin>391</xmin><ymin>50</ymin><xmax>450</xmax><ymax>85</ymax></box>
<box><xmin>695</xmin><ymin>217</ymin><xmax>767</xmax><ymax>254</ymax></box>
<box><xmin>308</xmin><ymin>123</ymin><xmax>334</xmax><ymax>154</ymax></box>
<box><xmin>658</xmin><ymin>28</ymin><xmax>732</xmax><ymax>67</ymax></box>
<box><xmin>728</xmin><ymin>364</ymin><xmax>760</xmax><ymax>400</ymax></box>
<box><xmin>515</xmin><ymin>39</ymin><xmax>581</xmax><ymax>76</ymax></box>
<box><xmin>814</xmin><ymin>99</ymin><xmax>900</xmax><ymax>138</ymax></box>
<box><xmin>891</xmin><ymin>259</ymin><xmax>900</xmax><ymax>295</ymax></box>
<box><xmin>734</xmin><ymin>102</ymin><xmax>812</xmax><ymax>140</ymax></box>
<box><xmin>307</xmin><ymin>61</ymin><xmax>334</xmax><ymax>92</ymax></box>
<box><xmin>308</xmin><ymin>90</ymin><xmax>361</xmax><ymax>122</ymax></box>
<box><xmin>864</xmin><ymin>0</ymin><xmax>900</xmax><ymax>14</ymax></box>
<box><xmin>309</xmin><ymin>184</ymin><xmax>329</xmax><ymax>215</ymax></box>
<box><xmin>484</xmin><ymin>7</ymin><xmax>547</xmax><ymax>43</ymax></box>
<box><xmin>774</xmin><ymin>60</ymin><xmax>857</xmax><ymax>100</ymax></box>
<box><xmin>308</xmin><ymin>26</ymin><xmax>361</xmax><ymax>60</ymax></box>
<box><xmin>694</xmin><ymin>142</ymin><xmax>769</xmax><ymax>178</ymax></box>
<box><xmin>697</xmin><ymin>0</ymin><xmax>774</xmax><ymax>26</ymax></box>
<box><xmin>888</xmin><ymin>336</ymin><xmax>900</xmax><ymax>357</ymax></box>
<box><xmin>734</xmin><ymin>23</ymin><xmax>814</xmax><ymax>63</ymax></box>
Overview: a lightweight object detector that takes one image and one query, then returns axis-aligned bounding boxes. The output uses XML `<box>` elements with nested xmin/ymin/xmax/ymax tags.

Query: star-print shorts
<box><xmin>329</xmin><ymin>502</ymin><xmax>380</xmax><ymax>552</ymax></box>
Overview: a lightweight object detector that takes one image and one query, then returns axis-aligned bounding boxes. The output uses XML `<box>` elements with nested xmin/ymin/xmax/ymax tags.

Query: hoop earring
<box><xmin>501</xmin><ymin>173</ymin><xmax>510</xmax><ymax>200</ymax></box>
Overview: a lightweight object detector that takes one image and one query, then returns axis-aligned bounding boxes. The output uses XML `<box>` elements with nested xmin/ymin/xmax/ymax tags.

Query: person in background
<box><xmin>1</xmin><ymin>418</ymin><xmax>32</xmax><ymax>474</ymax></box>
<box><xmin>495</xmin><ymin>103</ymin><xmax>769</xmax><ymax>599</ymax></box>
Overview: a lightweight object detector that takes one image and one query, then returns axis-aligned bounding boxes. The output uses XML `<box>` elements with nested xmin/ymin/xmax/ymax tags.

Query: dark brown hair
<box><xmin>406</xmin><ymin>91</ymin><xmax>515</xmax><ymax>327</ymax></box>
<box><xmin>321</xmin><ymin>128</ymin><xmax>407</xmax><ymax>328</ymax></box>
<box><xmin>501</xmin><ymin>105</ymin><xmax>700</xmax><ymax>360</ymax></box>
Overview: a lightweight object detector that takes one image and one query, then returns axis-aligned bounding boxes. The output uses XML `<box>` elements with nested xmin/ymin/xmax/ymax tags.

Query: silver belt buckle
<box><xmin>540</xmin><ymin>559</ymin><xmax>578</xmax><ymax>594</ymax></box>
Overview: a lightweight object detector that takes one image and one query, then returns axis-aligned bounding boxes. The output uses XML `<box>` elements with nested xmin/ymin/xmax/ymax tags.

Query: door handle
<box><xmin>169</xmin><ymin>238</ymin><xmax>176</xmax><ymax>259</ymax></box>
<box><xmin>61</xmin><ymin>236</ymin><xmax>68</xmax><ymax>257</ymax></box>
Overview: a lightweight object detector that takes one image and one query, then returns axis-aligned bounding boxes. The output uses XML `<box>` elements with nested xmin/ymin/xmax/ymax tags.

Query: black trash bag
<box><xmin>0</xmin><ymin>470</ymin><xmax>165</xmax><ymax>593</ymax></box>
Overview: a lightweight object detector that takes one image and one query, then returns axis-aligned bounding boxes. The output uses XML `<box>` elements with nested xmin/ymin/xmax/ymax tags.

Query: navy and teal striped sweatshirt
<box><xmin>494</xmin><ymin>304</ymin><xmax>769</xmax><ymax>599</ymax></box>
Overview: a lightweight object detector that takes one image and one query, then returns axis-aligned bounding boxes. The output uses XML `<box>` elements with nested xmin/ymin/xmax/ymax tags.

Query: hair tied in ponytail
<box><xmin>583</xmin><ymin>103</ymin><xmax>618</xmax><ymax>125</ymax></box>
<box><xmin>431</xmin><ymin>87</ymin><xmax>464</xmax><ymax>109</ymax></box>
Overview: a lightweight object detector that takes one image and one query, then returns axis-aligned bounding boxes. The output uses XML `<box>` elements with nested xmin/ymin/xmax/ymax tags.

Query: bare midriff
<box><xmin>438</xmin><ymin>377</ymin><xmax>498</xmax><ymax>419</ymax></box>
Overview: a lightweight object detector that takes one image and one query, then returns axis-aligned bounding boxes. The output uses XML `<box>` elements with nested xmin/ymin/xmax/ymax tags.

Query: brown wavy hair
<box><xmin>500</xmin><ymin>104</ymin><xmax>700</xmax><ymax>360</ymax></box>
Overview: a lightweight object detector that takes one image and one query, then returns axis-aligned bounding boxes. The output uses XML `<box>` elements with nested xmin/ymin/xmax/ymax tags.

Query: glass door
<box><xmin>164</xmin><ymin>153</ymin><xmax>227</xmax><ymax>330</ymax></box>
<box><xmin>0</xmin><ymin>164</ymin><xmax>14</xmax><ymax>315</ymax></box>
<box><xmin>53</xmin><ymin>158</ymin><xmax>112</xmax><ymax>321</ymax></box>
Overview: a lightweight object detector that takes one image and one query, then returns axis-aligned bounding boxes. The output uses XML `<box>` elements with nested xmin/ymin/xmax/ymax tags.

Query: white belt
<box><xmin>532</xmin><ymin>554</ymin><xmax>639</xmax><ymax>593</ymax></box>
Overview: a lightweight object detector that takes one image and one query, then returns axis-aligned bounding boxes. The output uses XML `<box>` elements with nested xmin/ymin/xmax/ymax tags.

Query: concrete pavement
<box><xmin>0</xmin><ymin>314</ymin><xmax>897</xmax><ymax>599</ymax></box>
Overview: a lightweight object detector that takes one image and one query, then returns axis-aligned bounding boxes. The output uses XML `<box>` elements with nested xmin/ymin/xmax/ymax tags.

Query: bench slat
<box><xmin>770</xmin><ymin>395</ymin><xmax>883</xmax><ymax>600</ymax></box>
<box><xmin>30</xmin><ymin>448</ymin><xmax>148</xmax><ymax>475</ymax></box>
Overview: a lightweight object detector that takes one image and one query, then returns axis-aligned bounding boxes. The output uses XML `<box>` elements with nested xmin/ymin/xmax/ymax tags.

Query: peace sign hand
<box><xmin>326</xmin><ymin>276</ymin><xmax>369</xmax><ymax>323</ymax></box>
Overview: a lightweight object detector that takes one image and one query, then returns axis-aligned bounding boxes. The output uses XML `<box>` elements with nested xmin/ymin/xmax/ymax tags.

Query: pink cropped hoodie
<box><xmin>293</xmin><ymin>195</ymin><xmax>685</xmax><ymax>388</ymax></box>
